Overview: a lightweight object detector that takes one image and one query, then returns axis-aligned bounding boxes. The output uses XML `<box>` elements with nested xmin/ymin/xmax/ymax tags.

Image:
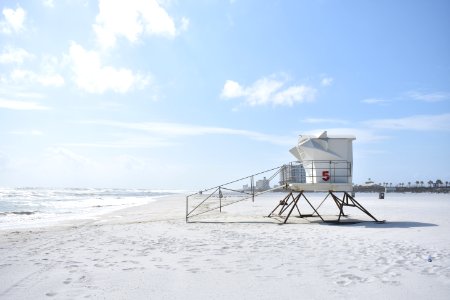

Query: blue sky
<box><xmin>0</xmin><ymin>0</ymin><xmax>449</xmax><ymax>189</ymax></box>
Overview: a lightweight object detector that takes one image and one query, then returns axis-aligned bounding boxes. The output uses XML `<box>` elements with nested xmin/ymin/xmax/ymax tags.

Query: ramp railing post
<box><xmin>219</xmin><ymin>187</ymin><xmax>222</xmax><ymax>213</ymax></box>
<box><xmin>251</xmin><ymin>175</ymin><xmax>255</xmax><ymax>202</ymax></box>
<box><xmin>186</xmin><ymin>195</ymin><xmax>188</xmax><ymax>222</ymax></box>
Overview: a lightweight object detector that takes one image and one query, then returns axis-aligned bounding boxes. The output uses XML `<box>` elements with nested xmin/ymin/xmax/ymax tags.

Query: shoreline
<box><xmin>0</xmin><ymin>192</ymin><xmax>181</xmax><ymax>232</ymax></box>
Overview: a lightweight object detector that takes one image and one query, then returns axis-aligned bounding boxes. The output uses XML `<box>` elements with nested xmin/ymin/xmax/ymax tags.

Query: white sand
<box><xmin>1</xmin><ymin>192</ymin><xmax>450</xmax><ymax>299</ymax></box>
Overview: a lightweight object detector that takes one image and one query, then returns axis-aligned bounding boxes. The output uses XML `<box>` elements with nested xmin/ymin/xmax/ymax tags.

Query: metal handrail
<box><xmin>187</xmin><ymin>185</ymin><xmax>284</xmax><ymax>219</ymax></box>
<box><xmin>186</xmin><ymin>165</ymin><xmax>285</xmax><ymax>221</ymax></box>
<box><xmin>186</xmin><ymin>166</ymin><xmax>281</xmax><ymax>198</ymax></box>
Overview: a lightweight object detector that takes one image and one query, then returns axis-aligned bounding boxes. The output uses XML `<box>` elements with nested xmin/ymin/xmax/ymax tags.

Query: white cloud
<box><xmin>63</xmin><ymin>135</ymin><xmax>174</xmax><ymax>149</ymax></box>
<box><xmin>362</xmin><ymin>98</ymin><xmax>389</xmax><ymax>105</ymax></box>
<box><xmin>10</xmin><ymin>69</ymin><xmax>65</xmax><ymax>87</ymax></box>
<box><xmin>68</xmin><ymin>42</ymin><xmax>149</xmax><ymax>93</ymax></box>
<box><xmin>116</xmin><ymin>154</ymin><xmax>146</xmax><ymax>170</ymax></box>
<box><xmin>81</xmin><ymin>120</ymin><xmax>294</xmax><ymax>146</ymax></box>
<box><xmin>46</xmin><ymin>147</ymin><xmax>93</xmax><ymax>167</ymax></box>
<box><xmin>243</xmin><ymin>78</ymin><xmax>284</xmax><ymax>106</ymax></box>
<box><xmin>363</xmin><ymin>91</ymin><xmax>449</xmax><ymax>105</ymax></box>
<box><xmin>0</xmin><ymin>88</ymin><xmax>45</xmax><ymax>100</ymax></box>
<box><xmin>221</xmin><ymin>80</ymin><xmax>244</xmax><ymax>98</ymax></box>
<box><xmin>221</xmin><ymin>76</ymin><xmax>316</xmax><ymax>107</ymax></box>
<box><xmin>93</xmin><ymin>0</ymin><xmax>183</xmax><ymax>49</ymax></box>
<box><xmin>365</xmin><ymin>113</ymin><xmax>450</xmax><ymax>131</ymax></box>
<box><xmin>10</xmin><ymin>129</ymin><xmax>44</xmax><ymax>136</ymax></box>
<box><xmin>321</xmin><ymin>77</ymin><xmax>333</xmax><ymax>86</ymax></box>
<box><xmin>406</xmin><ymin>91</ymin><xmax>450</xmax><ymax>102</ymax></box>
<box><xmin>38</xmin><ymin>73</ymin><xmax>65</xmax><ymax>87</ymax></box>
<box><xmin>1</xmin><ymin>6</ymin><xmax>26</xmax><ymax>34</ymax></box>
<box><xmin>42</xmin><ymin>0</ymin><xmax>54</xmax><ymax>8</ymax></box>
<box><xmin>0</xmin><ymin>46</ymin><xmax>34</xmax><ymax>64</ymax></box>
<box><xmin>2</xmin><ymin>53</ymin><xmax>65</xmax><ymax>87</ymax></box>
<box><xmin>273</xmin><ymin>85</ymin><xmax>316</xmax><ymax>106</ymax></box>
<box><xmin>180</xmin><ymin>17</ymin><xmax>190</xmax><ymax>32</ymax></box>
<box><xmin>0</xmin><ymin>98</ymin><xmax>50</xmax><ymax>110</ymax></box>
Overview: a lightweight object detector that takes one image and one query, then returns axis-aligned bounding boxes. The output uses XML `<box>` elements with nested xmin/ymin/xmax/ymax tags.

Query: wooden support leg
<box><xmin>345</xmin><ymin>192</ymin><xmax>380</xmax><ymax>222</ymax></box>
<box><xmin>284</xmin><ymin>192</ymin><xmax>303</xmax><ymax>224</ymax></box>
<box><xmin>279</xmin><ymin>193</ymin><xmax>301</xmax><ymax>215</ymax></box>
<box><xmin>301</xmin><ymin>193</ymin><xmax>325</xmax><ymax>222</ymax></box>
<box><xmin>269</xmin><ymin>191</ymin><xmax>381</xmax><ymax>224</ymax></box>
<box><xmin>279</xmin><ymin>193</ymin><xmax>293</xmax><ymax>215</ymax></box>
<box><xmin>329</xmin><ymin>192</ymin><xmax>346</xmax><ymax>222</ymax></box>
<box><xmin>268</xmin><ymin>192</ymin><xmax>292</xmax><ymax>217</ymax></box>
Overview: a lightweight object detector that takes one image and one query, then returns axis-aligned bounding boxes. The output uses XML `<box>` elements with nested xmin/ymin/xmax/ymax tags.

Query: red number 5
<box><xmin>322</xmin><ymin>170</ymin><xmax>330</xmax><ymax>181</ymax></box>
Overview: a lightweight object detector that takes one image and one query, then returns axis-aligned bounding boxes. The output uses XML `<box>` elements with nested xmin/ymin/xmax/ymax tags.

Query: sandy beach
<box><xmin>1</xmin><ymin>192</ymin><xmax>450</xmax><ymax>299</ymax></box>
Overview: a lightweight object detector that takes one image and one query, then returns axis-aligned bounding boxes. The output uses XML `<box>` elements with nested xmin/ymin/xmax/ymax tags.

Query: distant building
<box><xmin>385</xmin><ymin>186</ymin><xmax>396</xmax><ymax>193</ymax></box>
<box><xmin>256</xmin><ymin>177</ymin><xmax>270</xmax><ymax>191</ymax></box>
<box><xmin>363</xmin><ymin>178</ymin><xmax>375</xmax><ymax>186</ymax></box>
<box><xmin>279</xmin><ymin>163</ymin><xmax>306</xmax><ymax>186</ymax></box>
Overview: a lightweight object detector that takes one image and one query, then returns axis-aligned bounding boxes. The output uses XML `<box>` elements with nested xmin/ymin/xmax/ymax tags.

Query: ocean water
<box><xmin>0</xmin><ymin>187</ymin><xmax>174</xmax><ymax>230</ymax></box>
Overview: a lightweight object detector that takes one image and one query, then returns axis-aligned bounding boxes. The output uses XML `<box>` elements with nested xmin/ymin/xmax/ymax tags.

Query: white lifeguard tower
<box><xmin>268</xmin><ymin>131</ymin><xmax>380</xmax><ymax>223</ymax></box>
<box><xmin>288</xmin><ymin>131</ymin><xmax>355</xmax><ymax>191</ymax></box>
<box><xmin>186</xmin><ymin>131</ymin><xmax>381</xmax><ymax>224</ymax></box>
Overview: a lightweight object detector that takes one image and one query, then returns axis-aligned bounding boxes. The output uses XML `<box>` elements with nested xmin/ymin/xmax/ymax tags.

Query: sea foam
<box><xmin>0</xmin><ymin>187</ymin><xmax>172</xmax><ymax>230</ymax></box>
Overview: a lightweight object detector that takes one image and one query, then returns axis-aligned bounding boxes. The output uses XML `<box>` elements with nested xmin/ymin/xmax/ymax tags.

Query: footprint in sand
<box><xmin>187</xmin><ymin>267</ymin><xmax>201</xmax><ymax>273</ymax></box>
<box><xmin>334</xmin><ymin>273</ymin><xmax>366</xmax><ymax>286</ymax></box>
<box><xmin>387</xmin><ymin>270</ymin><xmax>400</xmax><ymax>278</ymax></box>
<box><xmin>155</xmin><ymin>264</ymin><xmax>171</xmax><ymax>270</ymax></box>
<box><xmin>378</xmin><ymin>275</ymin><xmax>400</xmax><ymax>286</ymax></box>
<box><xmin>335</xmin><ymin>279</ymin><xmax>352</xmax><ymax>287</ymax></box>
<box><xmin>421</xmin><ymin>265</ymin><xmax>443</xmax><ymax>276</ymax></box>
